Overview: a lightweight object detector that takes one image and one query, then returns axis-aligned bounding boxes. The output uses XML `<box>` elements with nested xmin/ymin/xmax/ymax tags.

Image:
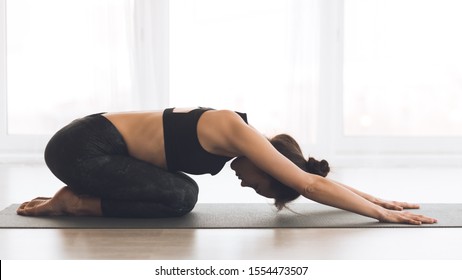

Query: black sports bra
<box><xmin>162</xmin><ymin>107</ymin><xmax>248</xmax><ymax>175</ymax></box>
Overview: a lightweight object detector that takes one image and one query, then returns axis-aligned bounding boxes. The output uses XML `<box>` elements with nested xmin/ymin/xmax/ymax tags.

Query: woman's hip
<box><xmin>44</xmin><ymin>113</ymin><xmax>129</xmax><ymax>178</ymax></box>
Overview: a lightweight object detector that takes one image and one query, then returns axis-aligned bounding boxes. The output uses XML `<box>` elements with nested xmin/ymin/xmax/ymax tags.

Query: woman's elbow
<box><xmin>303</xmin><ymin>175</ymin><xmax>324</xmax><ymax>197</ymax></box>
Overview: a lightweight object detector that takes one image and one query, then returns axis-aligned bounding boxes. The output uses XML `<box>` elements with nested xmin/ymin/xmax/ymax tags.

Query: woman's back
<box><xmin>103</xmin><ymin>110</ymin><xmax>166</xmax><ymax>168</ymax></box>
<box><xmin>102</xmin><ymin>108</ymin><xmax>246</xmax><ymax>170</ymax></box>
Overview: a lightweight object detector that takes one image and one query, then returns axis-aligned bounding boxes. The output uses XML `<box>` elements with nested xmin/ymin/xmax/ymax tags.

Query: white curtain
<box><xmin>169</xmin><ymin>0</ymin><xmax>321</xmax><ymax>150</ymax></box>
<box><xmin>286</xmin><ymin>0</ymin><xmax>320</xmax><ymax>148</ymax></box>
<box><xmin>132</xmin><ymin>0</ymin><xmax>169</xmax><ymax>110</ymax></box>
<box><xmin>6</xmin><ymin>0</ymin><xmax>168</xmax><ymax>135</ymax></box>
<box><xmin>5</xmin><ymin>0</ymin><xmax>322</xmax><ymax>155</ymax></box>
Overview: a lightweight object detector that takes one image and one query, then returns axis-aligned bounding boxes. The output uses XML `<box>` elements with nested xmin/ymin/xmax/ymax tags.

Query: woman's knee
<box><xmin>171</xmin><ymin>200</ymin><xmax>196</xmax><ymax>217</ymax></box>
<box><xmin>171</xmin><ymin>173</ymin><xmax>199</xmax><ymax>216</ymax></box>
<box><xmin>44</xmin><ymin>132</ymin><xmax>67</xmax><ymax>177</ymax></box>
<box><xmin>43</xmin><ymin>123</ymin><xmax>92</xmax><ymax>194</ymax></box>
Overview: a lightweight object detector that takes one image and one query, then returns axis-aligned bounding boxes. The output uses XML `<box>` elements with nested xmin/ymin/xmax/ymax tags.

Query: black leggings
<box><xmin>44</xmin><ymin>113</ymin><xmax>198</xmax><ymax>218</ymax></box>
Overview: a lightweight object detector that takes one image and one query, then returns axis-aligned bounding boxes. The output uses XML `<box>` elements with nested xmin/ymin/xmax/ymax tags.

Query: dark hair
<box><xmin>269</xmin><ymin>134</ymin><xmax>330</xmax><ymax>210</ymax></box>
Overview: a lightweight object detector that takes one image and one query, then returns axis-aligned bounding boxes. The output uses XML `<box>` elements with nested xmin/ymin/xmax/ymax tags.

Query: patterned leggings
<box><xmin>44</xmin><ymin>113</ymin><xmax>198</xmax><ymax>218</ymax></box>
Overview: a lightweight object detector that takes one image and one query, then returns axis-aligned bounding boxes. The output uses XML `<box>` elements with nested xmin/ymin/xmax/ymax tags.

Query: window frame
<box><xmin>327</xmin><ymin>0</ymin><xmax>462</xmax><ymax>166</ymax></box>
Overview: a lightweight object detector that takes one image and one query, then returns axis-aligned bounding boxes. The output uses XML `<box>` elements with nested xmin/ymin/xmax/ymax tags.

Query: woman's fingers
<box><xmin>384</xmin><ymin>202</ymin><xmax>404</xmax><ymax>211</ymax></box>
<box><xmin>413</xmin><ymin>213</ymin><xmax>438</xmax><ymax>224</ymax></box>
<box><xmin>377</xmin><ymin>200</ymin><xmax>420</xmax><ymax>211</ymax></box>
<box><xmin>381</xmin><ymin>210</ymin><xmax>438</xmax><ymax>225</ymax></box>
<box><xmin>397</xmin><ymin>201</ymin><xmax>420</xmax><ymax>209</ymax></box>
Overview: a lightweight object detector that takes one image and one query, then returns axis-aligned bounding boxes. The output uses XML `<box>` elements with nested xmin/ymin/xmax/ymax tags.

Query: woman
<box><xmin>17</xmin><ymin>107</ymin><xmax>436</xmax><ymax>224</ymax></box>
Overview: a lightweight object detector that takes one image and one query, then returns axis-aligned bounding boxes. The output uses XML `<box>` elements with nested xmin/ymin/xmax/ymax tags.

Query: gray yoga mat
<box><xmin>0</xmin><ymin>203</ymin><xmax>460</xmax><ymax>229</ymax></box>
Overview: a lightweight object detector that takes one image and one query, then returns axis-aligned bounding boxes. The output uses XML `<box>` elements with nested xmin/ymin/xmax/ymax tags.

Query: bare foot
<box><xmin>17</xmin><ymin>186</ymin><xmax>102</xmax><ymax>216</ymax></box>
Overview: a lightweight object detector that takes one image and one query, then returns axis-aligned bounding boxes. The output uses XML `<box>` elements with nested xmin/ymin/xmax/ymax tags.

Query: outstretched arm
<box><xmin>218</xmin><ymin>111</ymin><xmax>436</xmax><ymax>225</ymax></box>
<box><xmin>302</xmin><ymin>176</ymin><xmax>436</xmax><ymax>224</ymax></box>
<box><xmin>330</xmin><ymin>179</ymin><xmax>420</xmax><ymax>211</ymax></box>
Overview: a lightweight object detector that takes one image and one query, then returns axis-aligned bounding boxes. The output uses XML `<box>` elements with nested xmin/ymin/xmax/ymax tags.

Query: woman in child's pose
<box><xmin>17</xmin><ymin>107</ymin><xmax>437</xmax><ymax>225</ymax></box>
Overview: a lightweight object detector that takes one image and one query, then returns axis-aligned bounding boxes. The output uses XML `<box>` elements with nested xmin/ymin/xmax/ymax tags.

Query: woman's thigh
<box><xmin>44</xmin><ymin>113</ymin><xmax>128</xmax><ymax>191</ymax></box>
<box><xmin>80</xmin><ymin>154</ymin><xmax>198</xmax><ymax>202</ymax></box>
<box><xmin>81</xmin><ymin>154</ymin><xmax>199</xmax><ymax>217</ymax></box>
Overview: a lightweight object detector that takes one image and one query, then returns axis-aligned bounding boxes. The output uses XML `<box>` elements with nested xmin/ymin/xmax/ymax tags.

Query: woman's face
<box><xmin>230</xmin><ymin>157</ymin><xmax>276</xmax><ymax>198</ymax></box>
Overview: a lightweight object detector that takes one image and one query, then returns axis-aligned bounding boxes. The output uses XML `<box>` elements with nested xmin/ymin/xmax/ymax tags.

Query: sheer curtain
<box><xmin>7</xmin><ymin>0</ymin><xmax>130</xmax><ymax>134</ymax></box>
<box><xmin>3</xmin><ymin>0</ymin><xmax>321</xmax><ymax>156</ymax></box>
<box><xmin>169</xmin><ymin>0</ymin><xmax>321</xmax><ymax>151</ymax></box>
<box><xmin>131</xmin><ymin>0</ymin><xmax>169</xmax><ymax>111</ymax></box>
<box><xmin>1</xmin><ymin>0</ymin><xmax>169</xmax><ymax>157</ymax></box>
<box><xmin>5</xmin><ymin>0</ymin><xmax>168</xmax><ymax>136</ymax></box>
<box><xmin>287</xmin><ymin>0</ymin><xmax>321</xmax><ymax>149</ymax></box>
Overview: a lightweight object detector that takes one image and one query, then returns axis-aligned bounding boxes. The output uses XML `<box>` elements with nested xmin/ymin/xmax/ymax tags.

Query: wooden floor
<box><xmin>1</xmin><ymin>163</ymin><xmax>462</xmax><ymax>260</ymax></box>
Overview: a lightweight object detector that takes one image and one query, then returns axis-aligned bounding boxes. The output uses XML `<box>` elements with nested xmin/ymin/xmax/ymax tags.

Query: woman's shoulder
<box><xmin>196</xmin><ymin>109</ymin><xmax>251</xmax><ymax>157</ymax></box>
<box><xmin>203</xmin><ymin>108</ymin><xmax>247</xmax><ymax>122</ymax></box>
<box><xmin>201</xmin><ymin>109</ymin><xmax>248</xmax><ymax>129</ymax></box>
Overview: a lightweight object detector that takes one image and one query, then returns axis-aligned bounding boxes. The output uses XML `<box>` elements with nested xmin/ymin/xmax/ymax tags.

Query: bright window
<box><xmin>6</xmin><ymin>0</ymin><xmax>136</xmax><ymax>135</ymax></box>
<box><xmin>344</xmin><ymin>0</ymin><xmax>462</xmax><ymax>136</ymax></box>
<box><xmin>2</xmin><ymin>0</ymin><xmax>461</xmax><ymax>163</ymax></box>
<box><xmin>170</xmin><ymin>0</ymin><xmax>292</xmax><ymax>137</ymax></box>
<box><xmin>169</xmin><ymin>0</ymin><xmax>319</xmax><ymax>147</ymax></box>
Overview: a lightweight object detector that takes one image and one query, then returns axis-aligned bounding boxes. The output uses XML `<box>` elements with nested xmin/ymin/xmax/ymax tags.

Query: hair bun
<box><xmin>306</xmin><ymin>157</ymin><xmax>330</xmax><ymax>177</ymax></box>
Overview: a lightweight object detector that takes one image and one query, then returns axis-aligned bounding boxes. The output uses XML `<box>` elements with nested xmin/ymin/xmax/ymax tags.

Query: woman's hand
<box><xmin>305</xmin><ymin>178</ymin><xmax>437</xmax><ymax>225</ymax></box>
<box><xmin>370</xmin><ymin>197</ymin><xmax>420</xmax><ymax>211</ymax></box>
<box><xmin>379</xmin><ymin>209</ymin><xmax>438</xmax><ymax>225</ymax></box>
<box><xmin>373</xmin><ymin>198</ymin><xmax>438</xmax><ymax>225</ymax></box>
